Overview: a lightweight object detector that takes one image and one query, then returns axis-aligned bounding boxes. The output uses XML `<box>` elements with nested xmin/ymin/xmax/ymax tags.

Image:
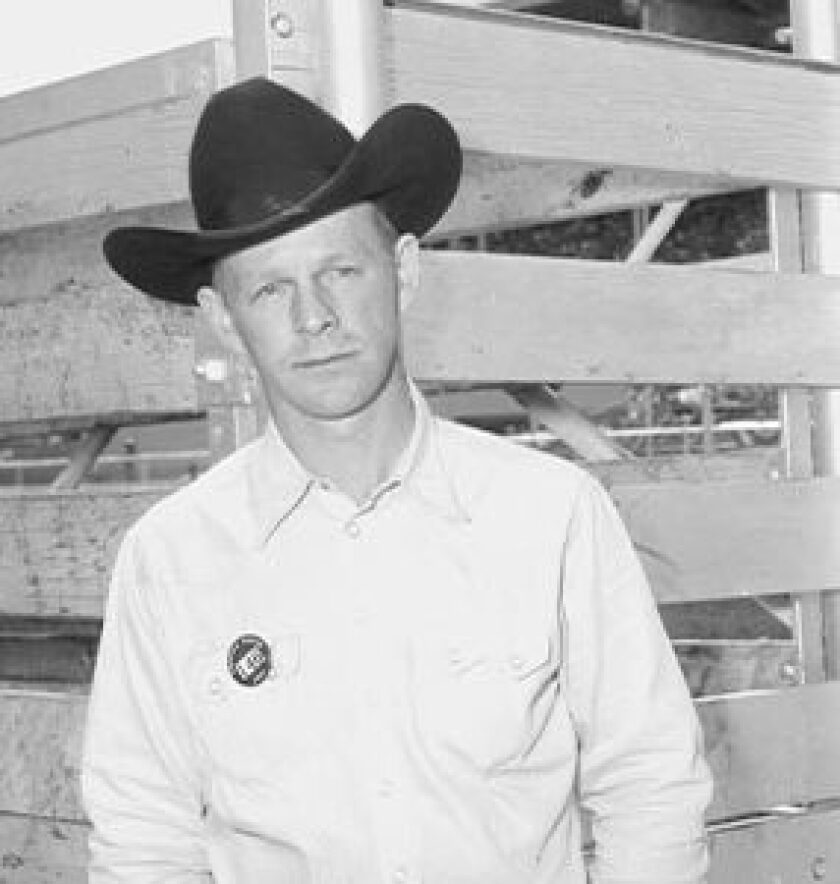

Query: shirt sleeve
<box><xmin>82</xmin><ymin>526</ymin><xmax>211</xmax><ymax>882</ymax></box>
<box><xmin>561</xmin><ymin>474</ymin><xmax>712</xmax><ymax>884</ymax></box>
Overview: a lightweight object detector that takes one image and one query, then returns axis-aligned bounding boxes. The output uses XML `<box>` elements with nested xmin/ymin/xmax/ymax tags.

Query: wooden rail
<box><xmin>4</xmin><ymin>252</ymin><xmax>840</xmax><ymax>429</ymax></box>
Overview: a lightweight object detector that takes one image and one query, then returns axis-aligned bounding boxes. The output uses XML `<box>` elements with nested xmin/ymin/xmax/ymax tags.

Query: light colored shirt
<box><xmin>82</xmin><ymin>389</ymin><xmax>711</xmax><ymax>884</ymax></box>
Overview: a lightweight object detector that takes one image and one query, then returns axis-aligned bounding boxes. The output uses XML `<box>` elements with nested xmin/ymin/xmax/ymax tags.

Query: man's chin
<box><xmin>282</xmin><ymin>385</ymin><xmax>383</xmax><ymax>424</ymax></box>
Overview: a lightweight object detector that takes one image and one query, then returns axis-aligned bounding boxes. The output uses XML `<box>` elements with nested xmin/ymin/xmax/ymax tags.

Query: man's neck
<box><xmin>270</xmin><ymin>375</ymin><xmax>417</xmax><ymax>505</ymax></box>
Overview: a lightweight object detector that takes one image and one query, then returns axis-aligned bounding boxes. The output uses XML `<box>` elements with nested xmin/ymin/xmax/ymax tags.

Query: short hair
<box><xmin>370</xmin><ymin>202</ymin><xmax>399</xmax><ymax>251</ymax></box>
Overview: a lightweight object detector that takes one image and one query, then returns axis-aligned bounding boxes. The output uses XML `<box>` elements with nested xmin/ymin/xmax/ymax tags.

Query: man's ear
<box><xmin>196</xmin><ymin>285</ymin><xmax>245</xmax><ymax>356</ymax></box>
<box><xmin>394</xmin><ymin>234</ymin><xmax>420</xmax><ymax>312</ymax></box>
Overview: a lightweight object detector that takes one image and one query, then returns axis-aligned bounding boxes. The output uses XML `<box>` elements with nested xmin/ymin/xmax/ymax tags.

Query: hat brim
<box><xmin>103</xmin><ymin>103</ymin><xmax>461</xmax><ymax>304</ymax></box>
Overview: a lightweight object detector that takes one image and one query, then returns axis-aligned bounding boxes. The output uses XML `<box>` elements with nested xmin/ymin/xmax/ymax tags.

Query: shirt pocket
<box><xmin>411</xmin><ymin>628</ymin><xmax>562</xmax><ymax>771</ymax></box>
<box><xmin>184</xmin><ymin>633</ymin><xmax>311</xmax><ymax>783</ymax></box>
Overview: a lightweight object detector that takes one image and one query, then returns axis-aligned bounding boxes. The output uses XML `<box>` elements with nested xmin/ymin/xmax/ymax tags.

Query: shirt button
<box><xmin>344</xmin><ymin>519</ymin><xmax>360</xmax><ymax>538</ymax></box>
<box><xmin>378</xmin><ymin>778</ymin><xmax>394</xmax><ymax>798</ymax></box>
<box><xmin>392</xmin><ymin>867</ymin><xmax>409</xmax><ymax>884</ymax></box>
<box><xmin>207</xmin><ymin>676</ymin><xmax>225</xmax><ymax>701</ymax></box>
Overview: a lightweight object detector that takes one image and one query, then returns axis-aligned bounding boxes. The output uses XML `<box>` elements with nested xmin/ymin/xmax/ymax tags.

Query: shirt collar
<box><xmin>245</xmin><ymin>382</ymin><xmax>470</xmax><ymax>547</ymax></box>
<box><xmin>403</xmin><ymin>383</ymin><xmax>472</xmax><ymax>526</ymax></box>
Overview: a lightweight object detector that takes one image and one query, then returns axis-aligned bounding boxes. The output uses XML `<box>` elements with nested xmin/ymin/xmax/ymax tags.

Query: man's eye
<box><xmin>251</xmin><ymin>281</ymin><xmax>289</xmax><ymax>302</ymax></box>
<box><xmin>324</xmin><ymin>266</ymin><xmax>359</xmax><ymax>282</ymax></box>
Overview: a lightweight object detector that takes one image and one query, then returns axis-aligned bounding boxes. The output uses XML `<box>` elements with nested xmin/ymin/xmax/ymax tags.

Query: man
<box><xmin>83</xmin><ymin>78</ymin><xmax>711</xmax><ymax>883</ymax></box>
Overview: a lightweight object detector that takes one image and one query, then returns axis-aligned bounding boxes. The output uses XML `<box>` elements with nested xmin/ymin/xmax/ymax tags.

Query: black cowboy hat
<box><xmin>103</xmin><ymin>77</ymin><xmax>462</xmax><ymax>304</ymax></box>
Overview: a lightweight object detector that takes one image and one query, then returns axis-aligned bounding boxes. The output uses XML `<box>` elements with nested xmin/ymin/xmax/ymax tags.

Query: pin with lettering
<box><xmin>227</xmin><ymin>634</ymin><xmax>273</xmax><ymax>687</ymax></box>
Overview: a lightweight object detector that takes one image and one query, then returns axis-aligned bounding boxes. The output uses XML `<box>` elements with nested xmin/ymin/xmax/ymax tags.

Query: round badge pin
<box><xmin>227</xmin><ymin>633</ymin><xmax>272</xmax><ymax>687</ymax></box>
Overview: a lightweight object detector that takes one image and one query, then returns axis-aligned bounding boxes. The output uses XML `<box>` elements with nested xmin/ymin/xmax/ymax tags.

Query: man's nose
<box><xmin>293</xmin><ymin>279</ymin><xmax>337</xmax><ymax>335</ymax></box>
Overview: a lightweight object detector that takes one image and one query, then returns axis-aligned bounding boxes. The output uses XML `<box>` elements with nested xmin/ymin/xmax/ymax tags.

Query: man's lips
<box><xmin>293</xmin><ymin>351</ymin><xmax>358</xmax><ymax>369</ymax></box>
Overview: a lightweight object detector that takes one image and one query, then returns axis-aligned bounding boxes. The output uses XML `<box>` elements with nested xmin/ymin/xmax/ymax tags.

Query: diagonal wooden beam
<box><xmin>510</xmin><ymin>386</ymin><xmax>630</xmax><ymax>462</ymax></box>
<box><xmin>626</xmin><ymin>199</ymin><xmax>690</xmax><ymax>263</ymax></box>
<box><xmin>50</xmin><ymin>426</ymin><xmax>117</xmax><ymax>491</ymax></box>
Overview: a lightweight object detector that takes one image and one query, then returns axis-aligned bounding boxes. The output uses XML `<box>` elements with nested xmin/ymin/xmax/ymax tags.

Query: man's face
<box><xmin>205</xmin><ymin>203</ymin><xmax>416</xmax><ymax>423</ymax></box>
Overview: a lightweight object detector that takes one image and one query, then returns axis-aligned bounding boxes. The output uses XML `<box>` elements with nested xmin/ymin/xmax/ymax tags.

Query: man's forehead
<box><xmin>215</xmin><ymin>203</ymin><xmax>387</xmax><ymax>279</ymax></box>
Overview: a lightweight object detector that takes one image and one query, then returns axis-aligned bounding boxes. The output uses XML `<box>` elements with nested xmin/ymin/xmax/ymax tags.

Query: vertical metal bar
<box><xmin>232</xmin><ymin>0</ymin><xmax>323</xmax><ymax>98</ymax></box>
<box><xmin>770</xmin><ymin>184</ymin><xmax>825</xmax><ymax>685</ymax></box>
<box><xmin>700</xmin><ymin>386</ymin><xmax>713</xmax><ymax>456</ymax></box>
<box><xmin>320</xmin><ymin>0</ymin><xmax>387</xmax><ymax>134</ymax></box>
<box><xmin>232</xmin><ymin>0</ymin><xmax>273</xmax><ymax>80</ymax></box>
<box><xmin>643</xmin><ymin>385</ymin><xmax>654</xmax><ymax>458</ymax></box>
<box><xmin>789</xmin><ymin>0</ymin><xmax>840</xmax><ymax>680</ymax></box>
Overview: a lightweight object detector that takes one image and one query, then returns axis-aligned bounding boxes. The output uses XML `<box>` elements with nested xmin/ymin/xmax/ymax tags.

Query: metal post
<box><xmin>790</xmin><ymin>1</ymin><xmax>840</xmax><ymax>472</ymax></box>
<box><xmin>320</xmin><ymin>0</ymin><xmax>387</xmax><ymax>134</ymax></box>
<box><xmin>789</xmin><ymin>0</ymin><xmax>840</xmax><ymax>679</ymax></box>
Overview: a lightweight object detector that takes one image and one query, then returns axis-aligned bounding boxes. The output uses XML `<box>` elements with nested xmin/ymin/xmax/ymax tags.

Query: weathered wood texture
<box><xmin>0</xmin><ymin>206</ymin><xmax>239</xmax><ymax>428</ymax></box>
<box><xmin>0</xmin><ymin>489</ymin><xmax>165</xmax><ymax>618</ymax></box>
<box><xmin>2</xmin><ymin>476</ymin><xmax>838</xmax><ymax>617</ymax></box>
<box><xmin>0</xmin><ymin>32</ymin><xmax>811</xmax><ymax>238</ymax></box>
<box><xmin>0</xmin><ymin>34</ymin><xmax>730</xmax><ymax>239</ymax></box>
<box><xmin>0</xmin><ymin>815</ymin><xmax>88</xmax><ymax>884</ymax></box>
<box><xmin>438</xmin><ymin>156</ymin><xmax>736</xmax><ymax>237</ymax></box>
<box><xmin>614</xmin><ymin>476</ymin><xmax>840</xmax><ymax>603</ymax></box>
<box><xmin>5</xmin><ymin>250</ymin><xmax>840</xmax><ymax>426</ymax></box>
<box><xmin>389</xmin><ymin>3</ymin><xmax>840</xmax><ymax>190</ymax></box>
<box><xmin>406</xmin><ymin>253</ymin><xmax>840</xmax><ymax>385</ymax></box>
<box><xmin>699</xmin><ymin>682</ymin><xmax>840</xmax><ymax>821</ymax></box>
<box><xmin>0</xmin><ymin>204</ymin><xmax>194</xmax><ymax>308</ymax></box>
<box><xmin>0</xmin><ymin>41</ymin><xmax>234</xmax><ymax>232</ymax></box>
<box><xmin>0</xmin><ymin>691</ymin><xmax>87</xmax><ymax>822</ymax></box>
<box><xmin>708</xmin><ymin>807</ymin><xmax>840</xmax><ymax>884</ymax></box>
<box><xmin>0</xmin><ymin>282</ymin><xmax>196</xmax><ymax>425</ymax></box>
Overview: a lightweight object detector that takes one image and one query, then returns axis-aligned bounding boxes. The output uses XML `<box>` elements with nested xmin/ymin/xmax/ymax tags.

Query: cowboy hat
<box><xmin>103</xmin><ymin>77</ymin><xmax>462</xmax><ymax>304</ymax></box>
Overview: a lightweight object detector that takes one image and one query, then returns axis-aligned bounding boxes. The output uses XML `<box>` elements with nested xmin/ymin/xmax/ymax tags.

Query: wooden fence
<box><xmin>2</xmin><ymin>0</ymin><xmax>840</xmax><ymax>880</ymax></box>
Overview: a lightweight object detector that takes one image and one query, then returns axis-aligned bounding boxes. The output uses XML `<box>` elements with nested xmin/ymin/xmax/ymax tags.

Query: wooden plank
<box><xmin>613</xmin><ymin>477</ymin><xmax>840</xmax><ymax>604</ymax></box>
<box><xmin>3</xmin><ymin>475</ymin><xmax>840</xmax><ymax>617</ymax></box>
<box><xmin>0</xmin><ymin>690</ymin><xmax>87</xmax><ymax>822</ymax></box>
<box><xmin>436</xmin><ymin>155</ymin><xmax>738</xmax><ymax>238</ymax></box>
<box><xmin>0</xmin><ymin>205</ymin><xmax>254</xmax><ymax>424</ymax></box>
<box><xmin>0</xmin><ymin>195</ymin><xmax>195</xmax><ymax>308</ymax></box>
<box><xmin>8</xmin><ymin>251</ymin><xmax>840</xmax><ymax>423</ymax></box>
<box><xmin>0</xmin><ymin>99</ymin><xmax>208</xmax><ymax>233</ymax></box>
<box><xmin>0</xmin><ymin>40</ymin><xmax>232</xmax><ymax>145</ymax></box>
<box><xmin>0</xmin><ymin>489</ymin><xmax>165</xmax><ymax>619</ymax></box>
<box><xmin>407</xmin><ymin>252</ymin><xmax>840</xmax><ymax>386</ymax></box>
<box><xmin>0</xmin><ymin>41</ymin><xmax>234</xmax><ymax>231</ymax></box>
<box><xmin>0</xmin><ymin>284</ymin><xmax>198</xmax><ymax>424</ymax></box>
<box><xmin>0</xmin><ymin>815</ymin><xmax>87</xmax><ymax>884</ymax></box>
<box><xmin>388</xmin><ymin>3</ymin><xmax>840</xmax><ymax>190</ymax></box>
<box><xmin>699</xmin><ymin>252</ymin><xmax>773</xmax><ymax>271</ymax></box>
<box><xmin>708</xmin><ymin>807</ymin><xmax>840</xmax><ymax>883</ymax></box>
<box><xmin>700</xmin><ymin>683</ymin><xmax>840</xmax><ymax>821</ymax></box>
<box><xmin>0</xmin><ymin>208</ymin><xmax>197</xmax><ymax>423</ymax></box>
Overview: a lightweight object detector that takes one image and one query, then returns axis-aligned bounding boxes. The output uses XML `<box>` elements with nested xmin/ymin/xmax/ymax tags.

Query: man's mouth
<box><xmin>294</xmin><ymin>351</ymin><xmax>357</xmax><ymax>369</ymax></box>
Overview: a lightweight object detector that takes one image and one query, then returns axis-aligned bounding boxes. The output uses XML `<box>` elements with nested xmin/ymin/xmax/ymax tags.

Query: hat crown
<box><xmin>189</xmin><ymin>79</ymin><xmax>356</xmax><ymax>231</ymax></box>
